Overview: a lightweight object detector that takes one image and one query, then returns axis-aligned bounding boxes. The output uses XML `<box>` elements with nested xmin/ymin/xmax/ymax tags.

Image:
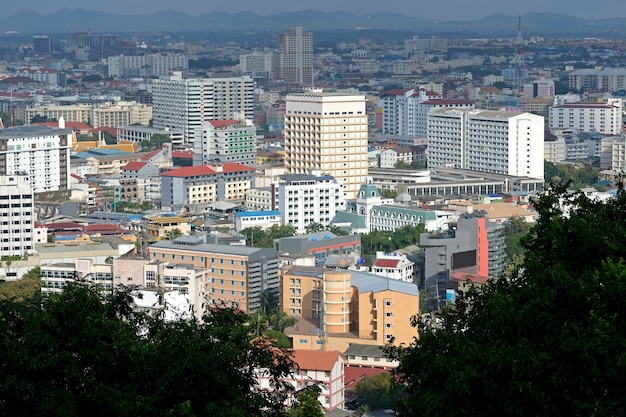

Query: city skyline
<box><xmin>1</xmin><ymin>1</ymin><xmax>626</xmax><ymax>22</ymax></box>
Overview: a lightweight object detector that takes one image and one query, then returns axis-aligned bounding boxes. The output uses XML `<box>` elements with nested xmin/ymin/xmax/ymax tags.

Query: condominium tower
<box><xmin>284</xmin><ymin>92</ymin><xmax>368</xmax><ymax>199</ymax></box>
<box><xmin>427</xmin><ymin>108</ymin><xmax>544</xmax><ymax>179</ymax></box>
<box><xmin>0</xmin><ymin>174</ymin><xmax>36</xmax><ymax>257</ymax></box>
<box><xmin>277</xmin><ymin>27</ymin><xmax>313</xmax><ymax>86</ymax></box>
<box><xmin>152</xmin><ymin>71</ymin><xmax>254</xmax><ymax>143</ymax></box>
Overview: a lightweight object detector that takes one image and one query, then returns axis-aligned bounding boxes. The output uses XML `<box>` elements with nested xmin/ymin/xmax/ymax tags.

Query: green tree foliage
<box><xmin>0</xmin><ymin>267</ymin><xmax>40</xmax><ymax>303</ymax></box>
<box><xmin>164</xmin><ymin>228</ymin><xmax>183</xmax><ymax>240</ymax></box>
<box><xmin>327</xmin><ymin>225</ymin><xmax>349</xmax><ymax>236</ymax></box>
<box><xmin>240</xmin><ymin>225</ymin><xmax>296</xmax><ymax>248</ymax></box>
<box><xmin>305</xmin><ymin>222</ymin><xmax>325</xmax><ymax>234</ymax></box>
<box><xmin>0</xmin><ymin>282</ymin><xmax>295</xmax><ymax>417</ymax></box>
<box><xmin>503</xmin><ymin>215</ymin><xmax>533</xmax><ymax>264</ymax></box>
<box><xmin>361</xmin><ymin>224</ymin><xmax>426</xmax><ymax>258</ymax></box>
<box><xmin>140</xmin><ymin>133</ymin><xmax>171</xmax><ymax>152</ymax></box>
<box><xmin>263</xmin><ymin>329</ymin><xmax>291</xmax><ymax>348</ymax></box>
<box><xmin>30</xmin><ymin>115</ymin><xmax>56</xmax><ymax>123</ymax></box>
<box><xmin>544</xmin><ymin>161</ymin><xmax>598</xmax><ymax>189</ymax></box>
<box><xmin>355</xmin><ymin>373</ymin><xmax>396</xmax><ymax>411</ymax></box>
<box><xmin>269</xmin><ymin>310</ymin><xmax>297</xmax><ymax>333</ymax></box>
<box><xmin>395</xmin><ymin>160</ymin><xmax>425</xmax><ymax>170</ymax></box>
<box><xmin>288</xmin><ymin>385</ymin><xmax>324</xmax><ymax>417</ymax></box>
<box><xmin>389</xmin><ymin>183</ymin><xmax>626</xmax><ymax>417</ymax></box>
<box><xmin>0</xmin><ymin>111</ymin><xmax>24</xmax><ymax>126</ymax></box>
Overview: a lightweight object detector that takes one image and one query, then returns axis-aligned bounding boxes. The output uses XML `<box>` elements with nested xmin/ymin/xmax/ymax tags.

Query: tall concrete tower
<box><xmin>277</xmin><ymin>27</ymin><xmax>313</xmax><ymax>86</ymax></box>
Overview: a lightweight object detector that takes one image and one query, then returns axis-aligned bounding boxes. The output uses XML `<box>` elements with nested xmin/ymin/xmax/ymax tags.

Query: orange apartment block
<box><xmin>281</xmin><ymin>266</ymin><xmax>419</xmax><ymax>352</ymax></box>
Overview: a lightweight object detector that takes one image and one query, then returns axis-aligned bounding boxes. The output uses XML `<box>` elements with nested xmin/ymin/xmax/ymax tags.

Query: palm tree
<box><xmin>305</xmin><ymin>222</ymin><xmax>324</xmax><ymax>234</ymax></box>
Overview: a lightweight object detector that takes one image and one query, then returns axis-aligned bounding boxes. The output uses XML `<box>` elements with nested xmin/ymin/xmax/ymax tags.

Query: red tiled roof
<box><xmin>450</xmin><ymin>271</ymin><xmax>491</xmax><ymax>285</ymax></box>
<box><xmin>45</xmin><ymin>222</ymin><xmax>84</xmax><ymax>231</ymax></box>
<box><xmin>220</xmin><ymin>163</ymin><xmax>255</xmax><ymax>172</ymax></box>
<box><xmin>161</xmin><ymin>165</ymin><xmax>217</xmax><ymax>177</ymax></box>
<box><xmin>344</xmin><ymin>367</ymin><xmax>390</xmax><ymax>390</ymax></box>
<box><xmin>0</xmin><ymin>91</ymin><xmax>30</xmax><ymax>99</ymax></box>
<box><xmin>83</xmin><ymin>224</ymin><xmax>123</xmax><ymax>233</ymax></box>
<box><xmin>123</xmin><ymin>161</ymin><xmax>148</xmax><ymax>171</ymax></box>
<box><xmin>374</xmin><ymin>259</ymin><xmax>400</xmax><ymax>268</ymax></box>
<box><xmin>172</xmin><ymin>150</ymin><xmax>194</xmax><ymax>159</ymax></box>
<box><xmin>70</xmin><ymin>173</ymin><xmax>83</xmax><ymax>180</ymax></box>
<box><xmin>292</xmin><ymin>350</ymin><xmax>342</xmax><ymax>372</ymax></box>
<box><xmin>382</xmin><ymin>89</ymin><xmax>409</xmax><ymax>96</ymax></box>
<box><xmin>421</xmin><ymin>99</ymin><xmax>473</xmax><ymax>105</ymax></box>
<box><xmin>139</xmin><ymin>149</ymin><xmax>162</xmax><ymax>161</ymax></box>
<box><xmin>33</xmin><ymin>121</ymin><xmax>92</xmax><ymax>130</ymax></box>
<box><xmin>209</xmin><ymin>120</ymin><xmax>239</xmax><ymax>128</ymax></box>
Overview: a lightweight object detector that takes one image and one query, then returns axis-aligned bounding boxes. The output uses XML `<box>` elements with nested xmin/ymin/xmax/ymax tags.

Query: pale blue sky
<box><xmin>2</xmin><ymin>0</ymin><xmax>626</xmax><ymax>21</ymax></box>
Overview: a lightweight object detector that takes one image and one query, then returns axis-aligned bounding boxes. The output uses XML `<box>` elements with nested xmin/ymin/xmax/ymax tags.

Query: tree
<box><xmin>355</xmin><ymin>373</ymin><xmax>397</xmax><ymax>411</ymax></box>
<box><xmin>327</xmin><ymin>225</ymin><xmax>349</xmax><ymax>236</ymax></box>
<box><xmin>389</xmin><ymin>182</ymin><xmax>626</xmax><ymax>417</ymax></box>
<box><xmin>140</xmin><ymin>133</ymin><xmax>172</xmax><ymax>152</ymax></box>
<box><xmin>0</xmin><ymin>267</ymin><xmax>40</xmax><ymax>303</ymax></box>
<box><xmin>0</xmin><ymin>282</ymin><xmax>296</xmax><ymax>417</ymax></box>
<box><xmin>503</xmin><ymin>215</ymin><xmax>533</xmax><ymax>264</ymax></box>
<box><xmin>288</xmin><ymin>385</ymin><xmax>324</xmax><ymax>417</ymax></box>
<box><xmin>305</xmin><ymin>222</ymin><xmax>324</xmax><ymax>234</ymax></box>
<box><xmin>165</xmin><ymin>228</ymin><xmax>183</xmax><ymax>240</ymax></box>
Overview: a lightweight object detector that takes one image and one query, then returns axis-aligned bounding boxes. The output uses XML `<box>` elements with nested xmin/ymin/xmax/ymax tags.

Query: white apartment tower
<box><xmin>193</xmin><ymin>119</ymin><xmax>257</xmax><ymax>165</ymax></box>
<box><xmin>278</xmin><ymin>174</ymin><xmax>345</xmax><ymax>234</ymax></box>
<box><xmin>0</xmin><ymin>124</ymin><xmax>72</xmax><ymax>193</ymax></box>
<box><xmin>0</xmin><ymin>174</ymin><xmax>36</xmax><ymax>257</ymax></box>
<box><xmin>427</xmin><ymin>108</ymin><xmax>544</xmax><ymax>179</ymax></box>
<box><xmin>284</xmin><ymin>92</ymin><xmax>368</xmax><ymax>199</ymax></box>
<box><xmin>152</xmin><ymin>71</ymin><xmax>254</xmax><ymax>143</ymax></box>
<box><xmin>548</xmin><ymin>100</ymin><xmax>623</xmax><ymax>135</ymax></box>
<box><xmin>277</xmin><ymin>27</ymin><xmax>313</xmax><ymax>86</ymax></box>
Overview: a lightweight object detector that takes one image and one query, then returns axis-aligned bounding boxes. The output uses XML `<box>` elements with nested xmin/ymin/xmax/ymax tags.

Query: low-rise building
<box><xmin>235</xmin><ymin>210</ymin><xmax>282</xmax><ymax>232</ymax></box>
<box><xmin>371</xmin><ymin>251</ymin><xmax>415</xmax><ymax>282</ymax></box>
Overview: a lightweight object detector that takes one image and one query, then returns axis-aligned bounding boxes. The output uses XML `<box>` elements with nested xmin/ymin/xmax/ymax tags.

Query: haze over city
<box><xmin>1</xmin><ymin>0</ymin><xmax>626</xmax><ymax>21</ymax></box>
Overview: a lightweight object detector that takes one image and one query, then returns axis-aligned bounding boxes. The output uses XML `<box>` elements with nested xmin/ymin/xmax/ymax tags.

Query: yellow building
<box><xmin>281</xmin><ymin>266</ymin><xmax>419</xmax><ymax>352</ymax></box>
<box><xmin>145</xmin><ymin>216</ymin><xmax>191</xmax><ymax>241</ymax></box>
<box><xmin>25</xmin><ymin>101</ymin><xmax>152</xmax><ymax>128</ymax></box>
<box><xmin>147</xmin><ymin>238</ymin><xmax>279</xmax><ymax>313</ymax></box>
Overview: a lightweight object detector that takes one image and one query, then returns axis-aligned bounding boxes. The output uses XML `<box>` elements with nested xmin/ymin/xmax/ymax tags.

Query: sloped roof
<box><xmin>374</xmin><ymin>259</ymin><xmax>400</xmax><ymax>268</ymax></box>
<box><xmin>161</xmin><ymin>165</ymin><xmax>217</xmax><ymax>177</ymax></box>
<box><xmin>209</xmin><ymin>120</ymin><xmax>239</xmax><ymax>128</ymax></box>
<box><xmin>122</xmin><ymin>161</ymin><xmax>148</xmax><ymax>171</ymax></box>
<box><xmin>292</xmin><ymin>350</ymin><xmax>342</xmax><ymax>372</ymax></box>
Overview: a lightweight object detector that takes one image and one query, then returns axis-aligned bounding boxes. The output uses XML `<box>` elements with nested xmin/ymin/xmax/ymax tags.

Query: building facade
<box><xmin>548</xmin><ymin>100</ymin><xmax>623</xmax><ymax>135</ymax></box>
<box><xmin>160</xmin><ymin>163</ymin><xmax>256</xmax><ymax>211</ymax></box>
<box><xmin>284</xmin><ymin>92</ymin><xmax>368</xmax><ymax>199</ymax></box>
<box><xmin>0</xmin><ymin>174</ymin><xmax>35</xmax><ymax>257</ymax></box>
<box><xmin>277</xmin><ymin>174</ymin><xmax>345</xmax><ymax>233</ymax></box>
<box><xmin>276</xmin><ymin>27</ymin><xmax>313</xmax><ymax>86</ymax></box>
<box><xmin>0</xmin><ymin>125</ymin><xmax>71</xmax><ymax>194</ymax></box>
<box><xmin>427</xmin><ymin>108</ymin><xmax>545</xmax><ymax>179</ymax></box>
<box><xmin>193</xmin><ymin>119</ymin><xmax>256</xmax><ymax>166</ymax></box>
<box><xmin>151</xmin><ymin>72</ymin><xmax>254</xmax><ymax>143</ymax></box>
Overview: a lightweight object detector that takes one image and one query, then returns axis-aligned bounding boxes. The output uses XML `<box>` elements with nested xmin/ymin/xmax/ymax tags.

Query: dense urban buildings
<box><xmin>193</xmin><ymin>119</ymin><xmax>257</xmax><ymax>166</ymax></box>
<box><xmin>284</xmin><ymin>92</ymin><xmax>368</xmax><ymax>199</ymax></box>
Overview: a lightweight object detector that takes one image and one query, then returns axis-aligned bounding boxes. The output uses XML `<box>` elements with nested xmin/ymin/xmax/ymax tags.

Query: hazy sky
<box><xmin>2</xmin><ymin>0</ymin><xmax>626</xmax><ymax>21</ymax></box>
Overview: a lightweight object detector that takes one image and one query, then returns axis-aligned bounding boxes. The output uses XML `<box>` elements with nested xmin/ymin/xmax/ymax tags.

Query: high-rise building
<box><xmin>548</xmin><ymin>100</ymin><xmax>623</xmax><ymax>135</ymax></box>
<box><xmin>152</xmin><ymin>71</ymin><xmax>254</xmax><ymax>143</ymax></box>
<box><xmin>0</xmin><ymin>124</ymin><xmax>72</xmax><ymax>194</ymax></box>
<box><xmin>32</xmin><ymin>35</ymin><xmax>52</xmax><ymax>55</ymax></box>
<box><xmin>427</xmin><ymin>108</ymin><xmax>544</xmax><ymax>179</ymax></box>
<box><xmin>284</xmin><ymin>92</ymin><xmax>368</xmax><ymax>199</ymax></box>
<box><xmin>193</xmin><ymin>119</ymin><xmax>257</xmax><ymax>166</ymax></box>
<box><xmin>277</xmin><ymin>27</ymin><xmax>313</xmax><ymax>86</ymax></box>
<box><xmin>0</xmin><ymin>174</ymin><xmax>36</xmax><ymax>257</ymax></box>
<box><xmin>106</xmin><ymin>54</ymin><xmax>188</xmax><ymax>78</ymax></box>
<box><xmin>276</xmin><ymin>174</ymin><xmax>345</xmax><ymax>234</ymax></box>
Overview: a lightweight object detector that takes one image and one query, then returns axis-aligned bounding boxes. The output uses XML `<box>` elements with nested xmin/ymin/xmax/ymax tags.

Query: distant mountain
<box><xmin>1</xmin><ymin>9</ymin><xmax>625</xmax><ymax>36</ymax></box>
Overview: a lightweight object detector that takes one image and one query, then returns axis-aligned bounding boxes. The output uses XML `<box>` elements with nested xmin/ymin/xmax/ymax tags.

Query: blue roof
<box><xmin>74</xmin><ymin>149</ymin><xmax>129</xmax><ymax>158</ymax></box>
<box><xmin>236</xmin><ymin>210</ymin><xmax>281</xmax><ymax>218</ymax></box>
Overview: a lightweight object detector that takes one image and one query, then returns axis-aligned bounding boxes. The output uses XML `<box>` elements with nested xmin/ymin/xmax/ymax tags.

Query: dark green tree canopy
<box><xmin>390</xmin><ymin>183</ymin><xmax>626</xmax><ymax>417</ymax></box>
<box><xmin>0</xmin><ymin>283</ymin><xmax>295</xmax><ymax>417</ymax></box>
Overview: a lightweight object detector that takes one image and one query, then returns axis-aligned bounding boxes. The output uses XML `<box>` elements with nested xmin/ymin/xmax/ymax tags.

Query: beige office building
<box><xmin>284</xmin><ymin>92</ymin><xmax>368</xmax><ymax>199</ymax></box>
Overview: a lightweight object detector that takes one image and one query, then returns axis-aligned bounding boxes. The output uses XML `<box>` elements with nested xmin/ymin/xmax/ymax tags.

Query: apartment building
<box><xmin>24</xmin><ymin>102</ymin><xmax>151</xmax><ymax>128</ymax></box>
<box><xmin>371</xmin><ymin>251</ymin><xmax>415</xmax><ymax>282</ymax></box>
<box><xmin>276</xmin><ymin>27</ymin><xmax>313</xmax><ymax>86</ymax></box>
<box><xmin>281</xmin><ymin>267</ymin><xmax>419</xmax><ymax>352</ymax></box>
<box><xmin>116</xmin><ymin>125</ymin><xmax>184</xmax><ymax>147</ymax></box>
<box><xmin>148</xmin><ymin>237</ymin><xmax>279</xmax><ymax>313</ymax></box>
<box><xmin>419</xmin><ymin>211</ymin><xmax>505</xmax><ymax>311</ymax></box>
<box><xmin>284</xmin><ymin>92</ymin><xmax>368</xmax><ymax>199</ymax></box>
<box><xmin>234</xmin><ymin>210</ymin><xmax>282</xmax><ymax>232</ymax></box>
<box><xmin>152</xmin><ymin>71</ymin><xmax>254</xmax><ymax>143</ymax></box>
<box><xmin>0</xmin><ymin>125</ymin><xmax>71</xmax><ymax>194</ymax></box>
<box><xmin>427</xmin><ymin>108</ymin><xmax>545</xmax><ymax>179</ymax></box>
<box><xmin>274</xmin><ymin>232</ymin><xmax>361</xmax><ymax>267</ymax></box>
<box><xmin>277</xmin><ymin>174</ymin><xmax>345</xmax><ymax>233</ymax></box>
<box><xmin>239</xmin><ymin>51</ymin><xmax>274</xmax><ymax>79</ymax></box>
<box><xmin>145</xmin><ymin>215</ymin><xmax>191</xmax><ymax>242</ymax></box>
<box><xmin>258</xmin><ymin>350</ymin><xmax>344</xmax><ymax>411</ymax></box>
<box><xmin>548</xmin><ymin>100</ymin><xmax>623</xmax><ymax>135</ymax></box>
<box><xmin>0</xmin><ymin>174</ymin><xmax>35</xmax><ymax>257</ymax></box>
<box><xmin>106</xmin><ymin>53</ymin><xmax>188</xmax><ymax>78</ymax></box>
<box><xmin>568</xmin><ymin>67</ymin><xmax>626</xmax><ymax>92</ymax></box>
<box><xmin>160</xmin><ymin>163</ymin><xmax>256</xmax><ymax>211</ymax></box>
<box><xmin>193</xmin><ymin>119</ymin><xmax>256</xmax><ymax>166</ymax></box>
